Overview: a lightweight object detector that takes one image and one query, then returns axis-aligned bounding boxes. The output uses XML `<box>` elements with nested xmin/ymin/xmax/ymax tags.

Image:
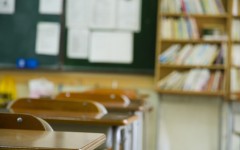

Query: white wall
<box><xmin>158</xmin><ymin>95</ymin><xmax>222</xmax><ymax>150</ymax></box>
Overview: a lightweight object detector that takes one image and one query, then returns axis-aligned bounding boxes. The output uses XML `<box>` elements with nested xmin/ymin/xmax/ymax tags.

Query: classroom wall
<box><xmin>158</xmin><ymin>95</ymin><xmax>222</xmax><ymax>150</ymax></box>
<box><xmin>158</xmin><ymin>95</ymin><xmax>240</xmax><ymax>150</ymax></box>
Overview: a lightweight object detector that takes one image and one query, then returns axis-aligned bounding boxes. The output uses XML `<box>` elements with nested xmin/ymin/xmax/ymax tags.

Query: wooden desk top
<box><xmin>0</xmin><ymin>129</ymin><xmax>106</xmax><ymax>150</ymax></box>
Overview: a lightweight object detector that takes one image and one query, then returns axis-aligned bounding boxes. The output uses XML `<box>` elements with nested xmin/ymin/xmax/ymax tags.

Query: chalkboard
<box><xmin>0</xmin><ymin>0</ymin><xmax>157</xmax><ymax>73</ymax></box>
<box><xmin>63</xmin><ymin>0</ymin><xmax>157</xmax><ymax>74</ymax></box>
<box><xmin>0</xmin><ymin>0</ymin><xmax>62</xmax><ymax>69</ymax></box>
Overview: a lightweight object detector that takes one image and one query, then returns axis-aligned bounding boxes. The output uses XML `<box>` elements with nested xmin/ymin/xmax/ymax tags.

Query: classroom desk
<box><xmin>104</xmin><ymin>99</ymin><xmax>152</xmax><ymax>150</ymax></box>
<box><xmin>53</xmin><ymin>98</ymin><xmax>151</xmax><ymax>150</ymax></box>
<box><xmin>11</xmin><ymin>109</ymin><xmax>138</xmax><ymax>150</ymax></box>
<box><xmin>0</xmin><ymin>129</ymin><xmax>106</xmax><ymax>150</ymax></box>
<box><xmin>52</xmin><ymin>96</ymin><xmax>150</xmax><ymax>150</ymax></box>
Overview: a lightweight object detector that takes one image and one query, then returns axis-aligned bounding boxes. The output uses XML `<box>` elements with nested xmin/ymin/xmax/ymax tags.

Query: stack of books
<box><xmin>161</xmin><ymin>0</ymin><xmax>225</xmax><ymax>14</ymax></box>
<box><xmin>161</xmin><ymin>17</ymin><xmax>199</xmax><ymax>39</ymax></box>
<box><xmin>157</xmin><ymin>69</ymin><xmax>224</xmax><ymax>91</ymax></box>
<box><xmin>159</xmin><ymin>44</ymin><xmax>226</xmax><ymax>65</ymax></box>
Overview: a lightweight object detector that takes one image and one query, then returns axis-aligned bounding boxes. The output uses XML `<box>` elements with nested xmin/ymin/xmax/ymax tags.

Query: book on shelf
<box><xmin>161</xmin><ymin>0</ymin><xmax>225</xmax><ymax>14</ymax></box>
<box><xmin>159</xmin><ymin>44</ymin><xmax>180</xmax><ymax>63</ymax></box>
<box><xmin>233</xmin><ymin>0</ymin><xmax>239</xmax><ymax>16</ymax></box>
<box><xmin>231</xmin><ymin>68</ymin><xmax>240</xmax><ymax>92</ymax></box>
<box><xmin>206</xmin><ymin>73</ymin><xmax>215</xmax><ymax>90</ymax></box>
<box><xmin>161</xmin><ymin>17</ymin><xmax>199</xmax><ymax>39</ymax></box>
<box><xmin>232</xmin><ymin>19</ymin><xmax>240</xmax><ymax>40</ymax></box>
<box><xmin>183</xmin><ymin>69</ymin><xmax>210</xmax><ymax>91</ymax></box>
<box><xmin>211</xmin><ymin>71</ymin><xmax>222</xmax><ymax>91</ymax></box>
<box><xmin>232</xmin><ymin>44</ymin><xmax>240</xmax><ymax>67</ymax></box>
<box><xmin>159</xmin><ymin>43</ymin><xmax>226</xmax><ymax>66</ymax></box>
<box><xmin>215</xmin><ymin>43</ymin><xmax>226</xmax><ymax>65</ymax></box>
<box><xmin>157</xmin><ymin>69</ymin><xmax>224</xmax><ymax>92</ymax></box>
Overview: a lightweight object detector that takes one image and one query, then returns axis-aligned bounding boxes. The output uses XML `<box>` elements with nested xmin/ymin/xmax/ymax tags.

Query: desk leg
<box><xmin>112</xmin><ymin>126</ymin><xmax>124</xmax><ymax>150</ymax></box>
<box><xmin>133</xmin><ymin>112</ymin><xmax>143</xmax><ymax>150</ymax></box>
<box><xmin>121</xmin><ymin>125</ymin><xmax>131</xmax><ymax>150</ymax></box>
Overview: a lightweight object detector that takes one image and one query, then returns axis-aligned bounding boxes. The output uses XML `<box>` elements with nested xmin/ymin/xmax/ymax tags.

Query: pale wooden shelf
<box><xmin>161</xmin><ymin>39</ymin><xmax>227</xmax><ymax>43</ymax></box>
<box><xmin>156</xmin><ymin>89</ymin><xmax>225</xmax><ymax>96</ymax></box>
<box><xmin>233</xmin><ymin>15</ymin><xmax>240</xmax><ymax>18</ymax></box>
<box><xmin>232</xmin><ymin>40</ymin><xmax>240</xmax><ymax>43</ymax></box>
<box><xmin>230</xmin><ymin>92</ymin><xmax>240</xmax><ymax>100</ymax></box>
<box><xmin>161</xmin><ymin>13</ymin><xmax>228</xmax><ymax>18</ymax></box>
<box><xmin>231</xmin><ymin>65</ymin><xmax>240</xmax><ymax>68</ymax></box>
<box><xmin>231</xmin><ymin>92</ymin><xmax>240</xmax><ymax>95</ymax></box>
<box><xmin>159</xmin><ymin>64</ymin><xmax>226</xmax><ymax>70</ymax></box>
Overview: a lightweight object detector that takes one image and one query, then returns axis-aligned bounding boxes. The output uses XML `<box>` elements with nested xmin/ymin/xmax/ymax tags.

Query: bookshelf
<box><xmin>155</xmin><ymin>0</ymin><xmax>231</xmax><ymax>97</ymax></box>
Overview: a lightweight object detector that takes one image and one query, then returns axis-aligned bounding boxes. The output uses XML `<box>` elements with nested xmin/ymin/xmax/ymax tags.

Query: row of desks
<box><xmin>1</xmin><ymin>89</ymin><xmax>151</xmax><ymax>150</ymax></box>
<box><xmin>1</xmin><ymin>100</ymin><xmax>150</xmax><ymax>150</ymax></box>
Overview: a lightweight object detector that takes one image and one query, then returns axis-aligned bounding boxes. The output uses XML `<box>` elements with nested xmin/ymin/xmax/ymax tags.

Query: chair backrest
<box><xmin>0</xmin><ymin>112</ymin><xmax>53</xmax><ymax>131</ymax></box>
<box><xmin>56</xmin><ymin>92</ymin><xmax>130</xmax><ymax>107</ymax></box>
<box><xmin>82</xmin><ymin>88</ymin><xmax>139</xmax><ymax>100</ymax></box>
<box><xmin>8</xmin><ymin>98</ymin><xmax>107</xmax><ymax>119</ymax></box>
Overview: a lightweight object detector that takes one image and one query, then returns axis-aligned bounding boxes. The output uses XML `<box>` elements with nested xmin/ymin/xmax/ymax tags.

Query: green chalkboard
<box><xmin>63</xmin><ymin>0</ymin><xmax>157</xmax><ymax>74</ymax></box>
<box><xmin>0</xmin><ymin>0</ymin><xmax>62</xmax><ymax>69</ymax></box>
<box><xmin>0</xmin><ymin>0</ymin><xmax>157</xmax><ymax>73</ymax></box>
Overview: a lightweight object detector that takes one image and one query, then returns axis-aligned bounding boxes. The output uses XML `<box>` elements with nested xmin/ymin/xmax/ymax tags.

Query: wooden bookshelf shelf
<box><xmin>231</xmin><ymin>92</ymin><xmax>240</xmax><ymax>96</ymax></box>
<box><xmin>155</xmin><ymin>0</ymin><xmax>230</xmax><ymax>97</ymax></box>
<box><xmin>156</xmin><ymin>89</ymin><xmax>225</xmax><ymax>96</ymax></box>
<box><xmin>232</xmin><ymin>40</ymin><xmax>240</xmax><ymax>43</ymax></box>
<box><xmin>161</xmin><ymin>13</ymin><xmax>228</xmax><ymax>18</ymax></box>
<box><xmin>159</xmin><ymin>64</ymin><xmax>225</xmax><ymax>70</ymax></box>
<box><xmin>161</xmin><ymin>39</ymin><xmax>227</xmax><ymax>43</ymax></box>
<box><xmin>230</xmin><ymin>92</ymin><xmax>240</xmax><ymax>100</ymax></box>
<box><xmin>231</xmin><ymin>65</ymin><xmax>240</xmax><ymax>68</ymax></box>
<box><xmin>233</xmin><ymin>15</ymin><xmax>240</xmax><ymax>18</ymax></box>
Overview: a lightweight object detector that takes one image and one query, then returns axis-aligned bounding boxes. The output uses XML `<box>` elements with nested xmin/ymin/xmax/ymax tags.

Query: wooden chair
<box><xmin>0</xmin><ymin>112</ymin><xmax>53</xmax><ymax>131</ymax></box>
<box><xmin>56</xmin><ymin>92</ymin><xmax>130</xmax><ymax>107</ymax></box>
<box><xmin>8</xmin><ymin>98</ymin><xmax>108</xmax><ymax>119</ymax></box>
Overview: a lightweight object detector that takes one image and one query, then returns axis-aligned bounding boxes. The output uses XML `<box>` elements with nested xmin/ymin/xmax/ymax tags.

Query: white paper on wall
<box><xmin>66</xmin><ymin>0</ymin><xmax>91</xmax><ymax>28</ymax></box>
<box><xmin>35</xmin><ymin>22</ymin><xmax>61</xmax><ymax>56</ymax></box>
<box><xmin>90</xmin><ymin>0</ymin><xmax>117</xmax><ymax>29</ymax></box>
<box><xmin>39</xmin><ymin>0</ymin><xmax>63</xmax><ymax>14</ymax></box>
<box><xmin>0</xmin><ymin>0</ymin><xmax>15</xmax><ymax>14</ymax></box>
<box><xmin>67</xmin><ymin>29</ymin><xmax>89</xmax><ymax>59</ymax></box>
<box><xmin>89</xmin><ymin>31</ymin><xmax>133</xmax><ymax>64</ymax></box>
<box><xmin>117</xmin><ymin>0</ymin><xmax>142</xmax><ymax>32</ymax></box>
